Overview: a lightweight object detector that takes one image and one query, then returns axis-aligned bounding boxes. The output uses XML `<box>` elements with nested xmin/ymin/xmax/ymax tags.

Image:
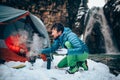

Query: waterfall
<box><xmin>99</xmin><ymin>8</ymin><xmax>118</xmax><ymax>53</ymax></box>
<box><xmin>83</xmin><ymin>10</ymin><xmax>95</xmax><ymax>41</ymax></box>
<box><xmin>84</xmin><ymin>7</ymin><xmax>118</xmax><ymax>54</ymax></box>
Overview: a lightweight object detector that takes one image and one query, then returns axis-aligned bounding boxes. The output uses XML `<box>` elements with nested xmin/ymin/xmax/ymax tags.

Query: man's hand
<box><xmin>55</xmin><ymin>48</ymin><xmax>68</xmax><ymax>55</ymax></box>
<box><xmin>39</xmin><ymin>54</ymin><xmax>47</xmax><ymax>61</ymax></box>
<box><xmin>20</xmin><ymin>49</ymin><xmax>25</xmax><ymax>53</ymax></box>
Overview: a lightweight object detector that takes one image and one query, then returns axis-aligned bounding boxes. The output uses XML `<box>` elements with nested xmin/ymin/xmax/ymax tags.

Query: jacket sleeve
<box><xmin>5</xmin><ymin>37</ymin><xmax>20</xmax><ymax>53</ymax></box>
<box><xmin>67</xmin><ymin>33</ymin><xmax>86</xmax><ymax>55</ymax></box>
<box><xmin>41</xmin><ymin>39</ymin><xmax>60</xmax><ymax>54</ymax></box>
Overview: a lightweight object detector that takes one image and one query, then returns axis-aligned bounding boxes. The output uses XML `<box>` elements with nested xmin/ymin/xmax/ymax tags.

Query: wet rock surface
<box><xmin>89</xmin><ymin>54</ymin><xmax>120</xmax><ymax>76</ymax></box>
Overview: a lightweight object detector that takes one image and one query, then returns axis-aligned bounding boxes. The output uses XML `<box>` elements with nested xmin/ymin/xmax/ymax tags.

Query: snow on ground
<box><xmin>0</xmin><ymin>55</ymin><xmax>120</xmax><ymax>80</ymax></box>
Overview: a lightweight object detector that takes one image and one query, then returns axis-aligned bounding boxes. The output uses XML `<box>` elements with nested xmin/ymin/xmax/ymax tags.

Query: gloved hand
<box><xmin>20</xmin><ymin>49</ymin><xmax>25</xmax><ymax>53</ymax></box>
<box><xmin>39</xmin><ymin>54</ymin><xmax>47</xmax><ymax>61</ymax></box>
<box><xmin>55</xmin><ymin>48</ymin><xmax>68</xmax><ymax>55</ymax></box>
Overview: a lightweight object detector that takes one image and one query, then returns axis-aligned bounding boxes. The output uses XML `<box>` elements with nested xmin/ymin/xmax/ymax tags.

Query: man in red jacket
<box><xmin>5</xmin><ymin>33</ymin><xmax>28</xmax><ymax>55</ymax></box>
<box><xmin>1</xmin><ymin>30</ymin><xmax>29</xmax><ymax>62</ymax></box>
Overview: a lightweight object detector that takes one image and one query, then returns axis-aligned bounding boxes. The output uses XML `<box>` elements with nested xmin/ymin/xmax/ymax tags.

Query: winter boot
<box><xmin>66</xmin><ymin>65</ymin><xmax>79</xmax><ymax>74</ymax></box>
<box><xmin>82</xmin><ymin>60</ymin><xmax>88</xmax><ymax>70</ymax></box>
<box><xmin>77</xmin><ymin>60</ymin><xmax>88</xmax><ymax>71</ymax></box>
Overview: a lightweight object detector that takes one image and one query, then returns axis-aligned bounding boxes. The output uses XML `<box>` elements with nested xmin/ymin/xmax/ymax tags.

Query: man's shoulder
<box><xmin>67</xmin><ymin>32</ymin><xmax>77</xmax><ymax>37</ymax></box>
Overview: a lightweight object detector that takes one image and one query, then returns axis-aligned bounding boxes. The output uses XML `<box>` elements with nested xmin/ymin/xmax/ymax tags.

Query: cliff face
<box><xmin>103</xmin><ymin>0</ymin><xmax>120</xmax><ymax>52</ymax></box>
<box><xmin>75</xmin><ymin>0</ymin><xmax>120</xmax><ymax>54</ymax></box>
<box><xmin>83</xmin><ymin>7</ymin><xmax>119</xmax><ymax>54</ymax></box>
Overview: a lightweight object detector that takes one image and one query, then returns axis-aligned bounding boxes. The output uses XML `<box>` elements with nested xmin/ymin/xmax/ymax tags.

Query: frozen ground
<box><xmin>0</xmin><ymin>55</ymin><xmax>120</xmax><ymax>80</ymax></box>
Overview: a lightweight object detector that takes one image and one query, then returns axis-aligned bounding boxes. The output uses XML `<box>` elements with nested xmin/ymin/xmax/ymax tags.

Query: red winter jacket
<box><xmin>5</xmin><ymin>35</ymin><xmax>28</xmax><ymax>54</ymax></box>
<box><xmin>0</xmin><ymin>35</ymin><xmax>29</xmax><ymax>62</ymax></box>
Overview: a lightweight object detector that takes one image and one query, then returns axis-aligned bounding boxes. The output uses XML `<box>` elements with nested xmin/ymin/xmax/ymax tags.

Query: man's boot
<box><xmin>66</xmin><ymin>65</ymin><xmax>79</xmax><ymax>74</ymax></box>
<box><xmin>77</xmin><ymin>60</ymin><xmax>88</xmax><ymax>71</ymax></box>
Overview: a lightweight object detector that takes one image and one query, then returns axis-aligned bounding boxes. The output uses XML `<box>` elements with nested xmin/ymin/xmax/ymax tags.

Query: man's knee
<box><xmin>65</xmin><ymin>41</ymin><xmax>72</xmax><ymax>49</ymax></box>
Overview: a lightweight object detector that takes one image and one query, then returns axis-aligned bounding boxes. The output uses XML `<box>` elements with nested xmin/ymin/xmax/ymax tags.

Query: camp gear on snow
<box><xmin>55</xmin><ymin>48</ymin><xmax>68</xmax><ymax>55</ymax></box>
<box><xmin>46</xmin><ymin>54</ymin><xmax>52</xmax><ymax>69</ymax></box>
<box><xmin>29</xmin><ymin>56</ymin><xmax>37</xmax><ymax>66</ymax></box>
<box><xmin>12</xmin><ymin>64</ymin><xmax>26</xmax><ymax>69</ymax></box>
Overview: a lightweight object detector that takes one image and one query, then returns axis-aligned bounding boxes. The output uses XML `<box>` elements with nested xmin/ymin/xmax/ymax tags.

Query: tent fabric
<box><xmin>0</xmin><ymin>5</ymin><xmax>51</xmax><ymax>62</ymax></box>
<box><xmin>29</xmin><ymin>14</ymin><xmax>50</xmax><ymax>47</ymax></box>
<box><xmin>0</xmin><ymin>5</ymin><xmax>50</xmax><ymax>47</ymax></box>
<box><xmin>0</xmin><ymin>48</ymin><xmax>28</xmax><ymax>62</ymax></box>
<box><xmin>0</xmin><ymin>5</ymin><xmax>29</xmax><ymax>23</ymax></box>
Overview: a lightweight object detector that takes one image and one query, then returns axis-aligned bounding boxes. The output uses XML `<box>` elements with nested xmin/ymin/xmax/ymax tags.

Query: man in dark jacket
<box><xmin>40</xmin><ymin>23</ymin><xmax>89</xmax><ymax>74</ymax></box>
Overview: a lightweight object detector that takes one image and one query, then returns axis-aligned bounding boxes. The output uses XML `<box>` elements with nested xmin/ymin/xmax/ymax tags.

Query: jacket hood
<box><xmin>63</xmin><ymin>27</ymin><xmax>72</xmax><ymax>34</ymax></box>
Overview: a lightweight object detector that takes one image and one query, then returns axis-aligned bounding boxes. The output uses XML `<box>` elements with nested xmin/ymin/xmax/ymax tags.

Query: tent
<box><xmin>0</xmin><ymin>5</ymin><xmax>50</xmax><ymax>48</ymax></box>
<box><xmin>0</xmin><ymin>5</ymin><xmax>52</xmax><ymax>69</ymax></box>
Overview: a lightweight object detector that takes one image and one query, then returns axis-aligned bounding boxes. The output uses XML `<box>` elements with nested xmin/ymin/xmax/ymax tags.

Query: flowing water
<box><xmin>82</xmin><ymin>8</ymin><xmax>118</xmax><ymax>54</ymax></box>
